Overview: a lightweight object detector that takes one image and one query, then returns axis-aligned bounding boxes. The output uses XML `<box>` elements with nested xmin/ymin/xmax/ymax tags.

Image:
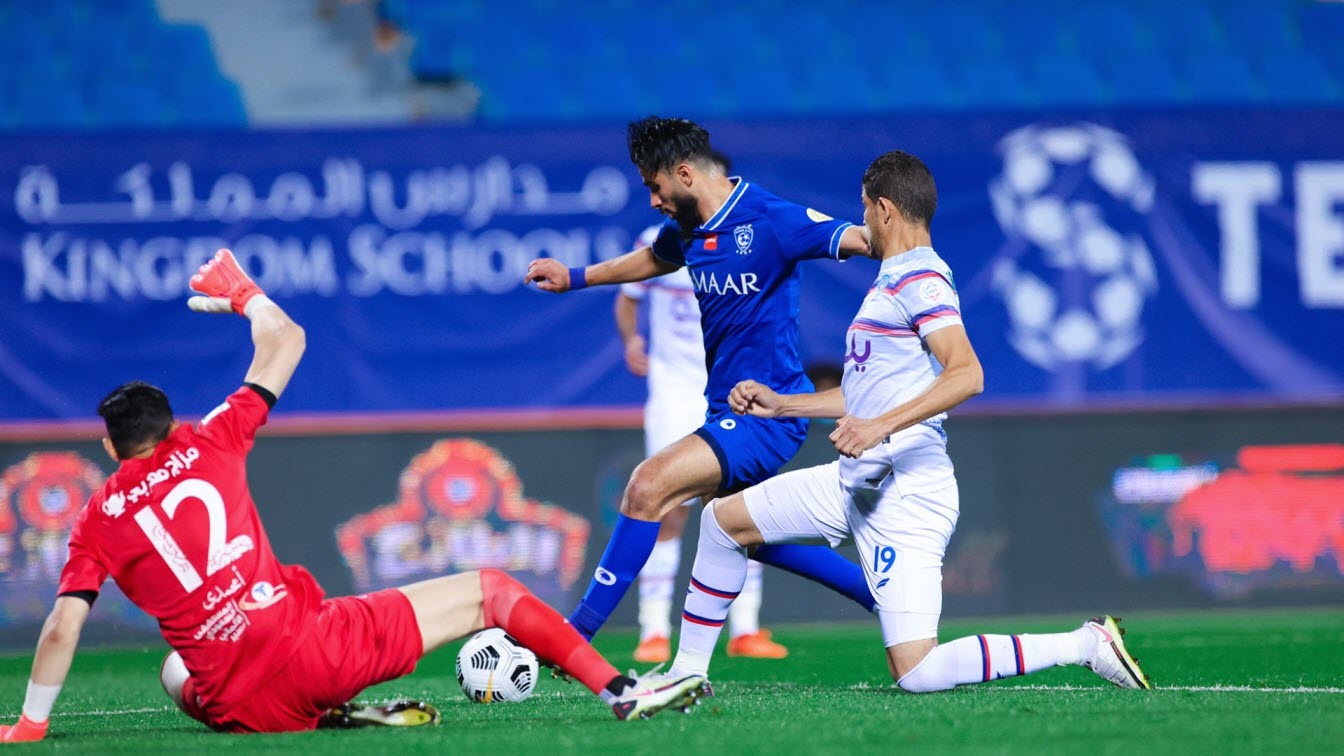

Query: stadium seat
<box><xmin>14</xmin><ymin>81</ymin><xmax>85</xmax><ymax>129</ymax></box>
<box><xmin>72</xmin><ymin>31</ymin><xmax>136</xmax><ymax>85</ymax></box>
<box><xmin>1147</xmin><ymin>3</ymin><xmax>1225</xmax><ymax>63</ymax></box>
<box><xmin>90</xmin><ymin>81</ymin><xmax>166</xmax><ymax>128</ymax></box>
<box><xmin>1219</xmin><ymin>3</ymin><xmax>1296</xmax><ymax>59</ymax></box>
<box><xmin>1297</xmin><ymin>2</ymin><xmax>1344</xmax><ymax>80</ymax></box>
<box><xmin>169</xmin><ymin>76</ymin><xmax>247</xmax><ymax>128</ymax></box>
<box><xmin>1104</xmin><ymin>53</ymin><xmax>1183</xmax><ymax>105</ymax></box>
<box><xmin>1068</xmin><ymin>3</ymin><xmax>1146</xmax><ymax>57</ymax></box>
<box><xmin>0</xmin><ymin>0</ymin><xmax>244</xmax><ymax>130</ymax></box>
<box><xmin>152</xmin><ymin>24</ymin><xmax>223</xmax><ymax>77</ymax></box>
<box><xmin>992</xmin><ymin>3</ymin><xmax>1068</xmax><ymax>58</ymax></box>
<box><xmin>572</xmin><ymin>66</ymin><xmax>646</xmax><ymax>121</ymax></box>
<box><xmin>1183</xmin><ymin>52</ymin><xmax>1262</xmax><ymax>104</ymax></box>
<box><xmin>731</xmin><ymin>65</ymin><xmax>804</xmax><ymax>116</ymax></box>
<box><xmin>917</xmin><ymin>5</ymin><xmax>1001</xmax><ymax>58</ymax></box>
<box><xmin>801</xmin><ymin>58</ymin><xmax>887</xmax><ymax>112</ymax></box>
<box><xmin>1257</xmin><ymin>49</ymin><xmax>1339</xmax><ymax>106</ymax></box>
<box><xmin>1029</xmin><ymin>52</ymin><xmax>1110</xmax><ymax>107</ymax></box>
<box><xmin>477</xmin><ymin>71</ymin><xmax>578</xmax><ymax>122</ymax></box>
<box><xmin>956</xmin><ymin>58</ymin><xmax>1034</xmax><ymax>108</ymax></box>
<box><xmin>880</xmin><ymin>57</ymin><xmax>960</xmax><ymax>111</ymax></box>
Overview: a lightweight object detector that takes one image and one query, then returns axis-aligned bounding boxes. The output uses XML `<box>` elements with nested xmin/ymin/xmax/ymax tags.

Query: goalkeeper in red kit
<box><xmin>0</xmin><ymin>250</ymin><xmax>707</xmax><ymax>741</ymax></box>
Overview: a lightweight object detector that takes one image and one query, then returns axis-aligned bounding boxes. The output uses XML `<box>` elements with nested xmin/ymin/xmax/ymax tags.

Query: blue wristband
<box><xmin>568</xmin><ymin>267</ymin><xmax>588</xmax><ymax>290</ymax></box>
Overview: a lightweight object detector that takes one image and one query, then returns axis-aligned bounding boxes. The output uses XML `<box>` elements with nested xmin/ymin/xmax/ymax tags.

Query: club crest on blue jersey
<box><xmin>733</xmin><ymin>224</ymin><xmax>754</xmax><ymax>255</ymax></box>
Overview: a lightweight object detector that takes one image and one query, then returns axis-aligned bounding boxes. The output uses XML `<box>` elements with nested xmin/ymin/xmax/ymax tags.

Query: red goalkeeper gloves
<box><xmin>189</xmin><ymin>248</ymin><xmax>264</xmax><ymax>316</ymax></box>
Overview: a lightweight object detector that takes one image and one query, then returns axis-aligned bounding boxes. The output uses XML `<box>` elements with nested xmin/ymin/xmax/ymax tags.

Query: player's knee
<box><xmin>160</xmin><ymin>651</ymin><xmax>190</xmax><ymax>710</ymax></box>
<box><xmin>621</xmin><ymin>461</ymin><xmax>671</xmax><ymax>519</ymax></box>
<box><xmin>700</xmin><ymin>500</ymin><xmax>742</xmax><ymax>549</ymax></box>
<box><xmin>894</xmin><ymin>652</ymin><xmax>949</xmax><ymax>693</ymax></box>
<box><xmin>479</xmin><ymin>568</ymin><xmax>528</xmax><ymax>628</ymax></box>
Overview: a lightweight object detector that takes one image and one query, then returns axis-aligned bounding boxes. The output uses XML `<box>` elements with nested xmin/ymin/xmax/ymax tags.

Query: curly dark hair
<box><xmin>98</xmin><ymin>381</ymin><xmax>174</xmax><ymax>459</ymax></box>
<box><xmin>862</xmin><ymin>150</ymin><xmax>937</xmax><ymax>229</ymax></box>
<box><xmin>627</xmin><ymin>116</ymin><xmax>714</xmax><ymax>175</ymax></box>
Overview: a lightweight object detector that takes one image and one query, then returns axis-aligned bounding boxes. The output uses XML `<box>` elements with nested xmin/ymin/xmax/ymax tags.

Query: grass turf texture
<box><xmin>1</xmin><ymin>608</ymin><xmax>1340</xmax><ymax>754</ymax></box>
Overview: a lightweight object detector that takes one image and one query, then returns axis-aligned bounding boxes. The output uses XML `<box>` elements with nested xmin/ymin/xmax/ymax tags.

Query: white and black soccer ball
<box><xmin>456</xmin><ymin>628</ymin><xmax>538</xmax><ymax>703</ymax></box>
<box><xmin>988</xmin><ymin>123</ymin><xmax>1159</xmax><ymax>371</ymax></box>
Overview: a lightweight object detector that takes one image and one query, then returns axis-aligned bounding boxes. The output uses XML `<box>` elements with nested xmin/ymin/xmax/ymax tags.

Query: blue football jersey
<box><xmin>650</xmin><ymin>179</ymin><xmax>854</xmax><ymax>413</ymax></box>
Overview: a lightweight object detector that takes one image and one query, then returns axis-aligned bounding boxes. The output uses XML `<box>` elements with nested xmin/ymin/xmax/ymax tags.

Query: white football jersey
<box><xmin>623</xmin><ymin>225</ymin><xmax>707</xmax><ymax>402</ymax></box>
<box><xmin>839</xmin><ymin>247</ymin><xmax>963</xmax><ymax>494</ymax></box>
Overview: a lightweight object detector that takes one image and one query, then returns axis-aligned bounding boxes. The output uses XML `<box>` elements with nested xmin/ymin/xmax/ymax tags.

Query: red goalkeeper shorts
<box><xmin>183</xmin><ymin>588</ymin><xmax>424</xmax><ymax>733</ymax></box>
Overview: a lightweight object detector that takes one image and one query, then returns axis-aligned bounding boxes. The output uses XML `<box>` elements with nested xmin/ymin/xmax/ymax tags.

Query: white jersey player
<box><xmin>662</xmin><ymin>150</ymin><xmax>1152</xmax><ymax>693</ymax></box>
<box><xmin>617</xmin><ymin>225</ymin><xmax>785</xmax><ymax>664</ymax></box>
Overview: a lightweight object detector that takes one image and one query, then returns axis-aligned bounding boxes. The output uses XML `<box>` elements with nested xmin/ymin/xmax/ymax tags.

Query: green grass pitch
<box><xmin>2</xmin><ymin>608</ymin><xmax>1341</xmax><ymax>754</ymax></box>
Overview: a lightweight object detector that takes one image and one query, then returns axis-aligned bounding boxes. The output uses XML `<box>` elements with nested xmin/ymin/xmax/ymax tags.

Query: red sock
<box><xmin>480</xmin><ymin>569</ymin><xmax>621</xmax><ymax>696</ymax></box>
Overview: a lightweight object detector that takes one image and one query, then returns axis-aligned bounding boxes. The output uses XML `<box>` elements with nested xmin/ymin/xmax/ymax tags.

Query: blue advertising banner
<box><xmin>2</xmin><ymin>110</ymin><xmax>1342</xmax><ymax>423</ymax></box>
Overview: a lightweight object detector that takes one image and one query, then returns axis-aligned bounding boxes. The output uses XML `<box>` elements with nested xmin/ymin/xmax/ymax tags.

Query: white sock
<box><xmin>638</xmin><ymin>537</ymin><xmax>681</xmax><ymax>640</ymax></box>
<box><xmin>669</xmin><ymin>504</ymin><xmax>746</xmax><ymax>677</ymax></box>
<box><xmin>898</xmin><ymin>628</ymin><xmax>1093</xmax><ymax>693</ymax></box>
<box><xmin>22</xmin><ymin>680</ymin><xmax>61</xmax><ymax>722</ymax></box>
<box><xmin>728</xmin><ymin>561</ymin><xmax>763</xmax><ymax>638</ymax></box>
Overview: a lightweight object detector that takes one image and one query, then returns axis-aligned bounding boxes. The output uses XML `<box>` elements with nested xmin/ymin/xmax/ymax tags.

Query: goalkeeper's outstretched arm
<box><xmin>188</xmin><ymin>249</ymin><xmax>306</xmax><ymax>400</ymax></box>
<box><xmin>0</xmin><ymin>596</ymin><xmax>90</xmax><ymax>742</ymax></box>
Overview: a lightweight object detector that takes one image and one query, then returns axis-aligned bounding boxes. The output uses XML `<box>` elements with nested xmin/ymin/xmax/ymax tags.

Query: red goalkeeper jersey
<box><xmin>58</xmin><ymin>386</ymin><xmax>324</xmax><ymax>718</ymax></box>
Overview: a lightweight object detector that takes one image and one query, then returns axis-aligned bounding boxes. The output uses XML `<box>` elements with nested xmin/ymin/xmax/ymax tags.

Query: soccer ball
<box><xmin>455</xmin><ymin>629</ymin><xmax>538</xmax><ymax>703</ymax></box>
<box><xmin>988</xmin><ymin>123</ymin><xmax>1159</xmax><ymax>371</ymax></box>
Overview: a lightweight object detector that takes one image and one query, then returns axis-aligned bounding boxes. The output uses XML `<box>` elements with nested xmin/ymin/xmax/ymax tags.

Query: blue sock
<box><xmin>568</xmin><ymin>514</ymin><xmax>662</xmax><ymax>640</ymax></box>
<box><xmin>752</xmin><ymin>544</ymin><xmax>876</xmax><ymax>612</ymax></box>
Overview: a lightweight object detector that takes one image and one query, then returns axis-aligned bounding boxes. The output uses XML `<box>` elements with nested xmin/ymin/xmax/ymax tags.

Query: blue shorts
<box><xmin>694</xmin><ymin>411</ymin><xmax>809</xmax><ymax>492</ymax></box>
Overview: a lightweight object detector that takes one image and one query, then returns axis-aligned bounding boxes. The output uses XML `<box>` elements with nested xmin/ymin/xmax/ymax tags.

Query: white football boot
<box><xmin>1081</xmin><ymin>615</ymin><xmax>1152</xmax><ymax>690</ymax></box>
<box><xmin>610</xmin><ymin>672</ymin><xmax>711</xmax><ymax>721</ymax></box>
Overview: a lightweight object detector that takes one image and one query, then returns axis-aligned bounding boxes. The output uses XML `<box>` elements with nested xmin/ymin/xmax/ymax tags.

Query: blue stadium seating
<box><xmin>1030</xmin><ymin>52</ymin><xmax>1110</xmax><ymax>107</ymax></box>
<box><xmin>1184</xmin><ymin>52</ymin><xmax>1264</xmax><ymax>104</ymax></box>
<box><xmin>1258</xmin><ymin>49</ymin><xmax>1339</xmax><ymax>106</ymax></box>
<box><xmin>2</xmin><ymin>0</ymin><xmax>1340</xmax><ymax>129</ymax></box>
<box><xmin>0</xmin><ymin>0</ymin><xmax>244</xmax><ymax>130</ymax></box>
<box><xmin>379</xmin><ymin>0</ymin><xmax>1342</xmax><ymax>123</ymax></box>
<box><xmin>1104</xmin><ymin>54</ymin><xmax>1184</xmax><ymax>106</ymax></box>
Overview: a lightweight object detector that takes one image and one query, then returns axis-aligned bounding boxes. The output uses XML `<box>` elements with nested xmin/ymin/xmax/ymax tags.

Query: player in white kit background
<box><xmin>616</xmin><ymin>220</ymin><xmax>786</xmax><ymax>664</ymax></box>
<box><xmin>663</xmin><ymin>150</ymin><xmax>1152</xmax><ymax>694</ymax></box>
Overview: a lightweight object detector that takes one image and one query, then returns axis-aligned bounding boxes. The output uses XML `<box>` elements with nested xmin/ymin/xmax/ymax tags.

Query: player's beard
<box><xmin>667</xmin><ymin>191</ymin><xmax>700</xmax><ymax>234</ymax></box>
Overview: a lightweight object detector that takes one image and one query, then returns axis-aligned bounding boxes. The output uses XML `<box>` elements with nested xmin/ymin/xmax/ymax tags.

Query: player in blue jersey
<box><xmin>525</xmin><ymin>116</ymin><xmax>875</xmax><ymax>641</ymax></box>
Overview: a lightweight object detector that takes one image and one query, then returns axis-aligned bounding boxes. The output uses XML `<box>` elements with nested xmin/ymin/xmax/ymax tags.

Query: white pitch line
<box><xmin>8</xmin><ymin>684</ymin><xmax>1343</xmax><ymax>720</ymax></box>
<box><xmin>0</xmin><ymin>705</ymin><xmax>176</xmax><ymax>719</ymax></box>
<box><xmin>849</xmin><ymin>683</ymin><xmax>1344</xmax><ymax>694</ymax></box>
<box><xmin>995</xmin><ymin>684</ymin><xmax>1344</xmax><ymax>694</ymax></box>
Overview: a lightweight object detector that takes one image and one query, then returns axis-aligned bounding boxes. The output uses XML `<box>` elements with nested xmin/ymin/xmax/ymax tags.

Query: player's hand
<box><xmin>187</xmin><ymin>295</ymin><xmax>234</xmax><ymax>314</ymax></box>
<box><xmin>624</xmin><ymin>336</ymin><xmax>649</xmax><ymax>376</ymax></box>
<box><xmin>189</xmin><ymin>248</ymin><xmax>264</xmax><ymax>316</ymax></box>
<box><xmin>524</xmin><ymin>258</ymin><xmax>571</xmax><ymax>293</ymax></box>
<box><xmin>829</xmin><ymin>415</ymin><xmax>887</xmax><ymax>458</ymax></box>
<box><xmin>0</xmin><ymin>714</ymin><xmax>49</xmax><ymax>742</ymax></box>
<box><xmin>729</xmin><ymin>380</ymin><xmax>785</xmax><ymax>418</ymax></box>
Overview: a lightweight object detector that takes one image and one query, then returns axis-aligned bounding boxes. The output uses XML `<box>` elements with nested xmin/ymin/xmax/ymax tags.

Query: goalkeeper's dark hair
<box><xmin>98</xmin><ymin>381</ymin><xmax>174</xmax><ymax>459</ymax></box>
<box><xmin>862</xmin><ymin>150</ymin><xmax>937</xmax><ymax>229</ymax></box>
<box><xmin>628</xmin><ymin>116</ymin><xmax>715</xmax><ymax>176</ymax></box>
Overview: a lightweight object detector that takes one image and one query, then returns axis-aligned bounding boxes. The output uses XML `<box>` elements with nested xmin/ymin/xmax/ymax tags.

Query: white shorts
<box><xmin>644</xmin><ymin>393</ymin><xmax>707</xmax><ymax>457</ymax></box>
<box><xmin>742</xmin><ymin>461</ymin><xmax>959</xmax><ymax>647</ymax></box>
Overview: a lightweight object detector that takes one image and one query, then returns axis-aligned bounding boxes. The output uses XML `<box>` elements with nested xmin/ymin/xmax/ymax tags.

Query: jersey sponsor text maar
<box><xmin>840</xmin><ymin>247</ymin><xmax>962</xmax><ymax>494</ymax></box>
<box><xmin>59</xmin><ymin>387</ymin><xmax>323</xmax><ymax>718</ymax></box>
<box><xmin>649</xmin><ymin>179</ymin><xmax>853</xmax><ymax>412</ymax></box>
